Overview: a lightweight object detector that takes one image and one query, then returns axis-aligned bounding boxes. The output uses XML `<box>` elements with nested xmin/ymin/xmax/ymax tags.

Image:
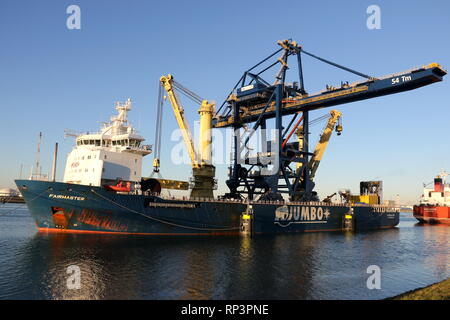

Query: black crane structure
<box><xmin>212</xmin><ymin>39</ymin><xmax>446</xmax><ymax>202</ymax></box>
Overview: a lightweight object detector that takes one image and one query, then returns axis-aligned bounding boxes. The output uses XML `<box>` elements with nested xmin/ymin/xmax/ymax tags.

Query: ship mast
<box><xmin>30</xmin><ymin>132</ymin><xmax>42</xmax><ymax>180</ymax></box>
<box><xmin>110</xmin><ymin>98</ymin><xmax>132</xmax><ymax>135</ymax></box>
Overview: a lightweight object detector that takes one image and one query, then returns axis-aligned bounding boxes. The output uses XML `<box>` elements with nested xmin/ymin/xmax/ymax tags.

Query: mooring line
<box><xmin>0</xmin><ymin>189</ymin><xmax>48</xmax><ymax>217</ymax></box>
<box><xmin>90</xmin><ymin>189</ymin><xmax>240</xmax><ymax>232</ymax></box>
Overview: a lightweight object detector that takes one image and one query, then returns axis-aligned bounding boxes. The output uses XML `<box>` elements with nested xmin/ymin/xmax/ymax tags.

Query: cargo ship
<box><xmin>16</xmin><ymin>40</ymin><xmax>446</xmax><ymax>235</ymax></box>
<box><xmin>15</xmin><ymin>99</ymin><xmax>398</xmax><ymax>235</ymax></box>
<box><xmin>413</xmin><ymin>173</ymin><xmax>450</xmax><ymax>225</ymax></box>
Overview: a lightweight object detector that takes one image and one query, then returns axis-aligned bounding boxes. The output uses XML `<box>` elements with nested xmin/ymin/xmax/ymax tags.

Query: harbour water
<box><xmin>0</xmin><ymin>204</ymin><xmax>448</xmax><ymax>300</ymax></box>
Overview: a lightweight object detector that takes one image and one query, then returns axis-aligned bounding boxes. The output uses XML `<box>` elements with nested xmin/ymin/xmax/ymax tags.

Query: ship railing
<box><xmin>153</xmin><ymin>195</ymin><xmax>369</xmax><ymax>206</ymax></box>
<box><xmin>76</xmin><ymin>131</ymin><xmax>105</xmax><ymax>137</ymax></box>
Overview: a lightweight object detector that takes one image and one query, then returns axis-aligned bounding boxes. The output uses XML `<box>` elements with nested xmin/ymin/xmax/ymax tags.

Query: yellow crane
<box><xmin>297</xmin><ymin>109</ymin><xmax>342</xmax><ymax>180</ymax></box>
<box><xmin>159</xmin><ymin>74</ymin><xmax>216</xmax><ymax>199</ymax></box>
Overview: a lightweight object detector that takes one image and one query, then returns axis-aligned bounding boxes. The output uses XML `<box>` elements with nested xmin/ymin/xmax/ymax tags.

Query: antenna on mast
<box><xmin>29</xmin><ymin>132</ymin><xmax>47</xmax><ymax>181</ymax></box>
<box><xmin>35</xmin><ymin>132</ymin><xmax>42</xmax><ymax>178</ymax></box>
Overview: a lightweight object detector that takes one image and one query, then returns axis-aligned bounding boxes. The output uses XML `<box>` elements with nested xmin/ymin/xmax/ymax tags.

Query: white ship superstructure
<box><xmin>63</xmin><ymin>98</ymin><xmax>152</xmax><ymax>186</ymax></box>
<box><xmin>419</xmin><ymin>172</ymin><xmax>450</xmax><ymax>206</ymax></box>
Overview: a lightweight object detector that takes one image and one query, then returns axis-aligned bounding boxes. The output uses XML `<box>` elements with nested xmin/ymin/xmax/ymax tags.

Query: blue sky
<box><xmin>1</xmin><ymin>0</ymin><xmax>449</xmax><ymax>204</ymax></box>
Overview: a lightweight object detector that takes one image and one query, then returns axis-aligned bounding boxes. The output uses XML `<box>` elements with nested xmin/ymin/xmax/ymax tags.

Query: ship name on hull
<box><xmin>49</xmin><ymin>194</ymin><xmax>86</xmax><ymax>201</ymax></box>
<box><xmin>275</xmin><ymin>205</ymin><xmax>331</xmax><ymax>227</ymax></box>
<box><xmin>371</xmin><ymin>207</ymin><xmax>400</xmax><ymax>213</ymax></box>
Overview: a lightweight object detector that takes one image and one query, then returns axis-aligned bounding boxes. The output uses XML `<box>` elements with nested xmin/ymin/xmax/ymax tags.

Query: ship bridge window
<box><xmin>130</xmin><ymin>139</ymin><xmax>141</xmax><ymax>147</ymax></box>
<box><xmin>84</xmin><ymin>140</ymin><xmax>89</xmax><ymax>145</ymax></box>
<box><xmin>112</xmin><ymin>140</ymin><xmax>129</xmax><ymax>146</ymax></box>
<box><xmin>95</xmin><ymin>140</ymin><xmax>101</xmax><ymax>146</ymax></box>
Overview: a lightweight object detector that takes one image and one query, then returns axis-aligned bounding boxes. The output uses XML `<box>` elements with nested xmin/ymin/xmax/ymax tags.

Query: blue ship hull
<box><xmin>15</xmin><ymin>180</ymin><xmax>399</xmax><ymax>235</ymax></box>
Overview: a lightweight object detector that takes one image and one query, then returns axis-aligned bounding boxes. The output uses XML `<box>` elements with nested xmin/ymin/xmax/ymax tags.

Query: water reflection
<box><xmin>0</xmin><ymin>210</ymin><xmax>448</xmax><ymax>300</ymax></box>
<box><xmin>422</xmin><ymin>224</ymin><xmax>449</xmax><ymax>279</ymax></box>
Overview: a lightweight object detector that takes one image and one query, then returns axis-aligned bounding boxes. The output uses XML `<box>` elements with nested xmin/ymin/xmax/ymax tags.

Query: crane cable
<box><xmin>172</xmin><ymin>80</ymin><xmax>204</xmax><ymax>105</ymax></box>
<box><xmin>300</xmin><ymin>49</ymin><xmax>373</xmax><ymax>80</ymax></box>
<box><xmin>282</xmin><ymin>114</ymin><xmax>304</xmax><ymax>149</ymax></box>
<box><xmin>216</xmin><ymin>47</ymin><xmax>373</xmax><ymax>118</ymax></box>
<box><xmin>282</xmin><ymin>112</ymin><xmax>330</xmax><ymax>149</ymax></box>
<box><xmin>151</xmin><ymin>83</ymin><xmax>164</xmax><ymax>177</ymax></box>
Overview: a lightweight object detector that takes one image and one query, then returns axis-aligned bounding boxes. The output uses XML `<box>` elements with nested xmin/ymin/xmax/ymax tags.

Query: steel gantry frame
<box><xmin>214</xmin><ymin>39</ymin><xmax>446</xmax><ymax>201</ymax></box>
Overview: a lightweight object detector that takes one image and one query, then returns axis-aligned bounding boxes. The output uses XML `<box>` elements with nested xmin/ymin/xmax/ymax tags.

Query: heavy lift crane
<box><xmin>298</xmin><ymin>109</ymin><xmax>342</xmax><ymax>183</ymax></box>
<box><xmin>157</xmin><ymin>74</ymin><xmax>217</xmax><ymax>199</ymax></box>
<box><xmin>214</xmin><ymin>39</ymin><xmax>446</xmax><ymax>201</ymax></box>
<box><xmin>144</xmin><ymin>83</ymin><xmax>190</xmax><ymax>194</ymax></box>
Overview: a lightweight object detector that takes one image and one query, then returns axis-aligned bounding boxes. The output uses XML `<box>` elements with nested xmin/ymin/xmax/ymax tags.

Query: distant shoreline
<box><xmin>0</xmin><ymin>196</ymin><xmax>25</xmax><ymax>204</ymax></box>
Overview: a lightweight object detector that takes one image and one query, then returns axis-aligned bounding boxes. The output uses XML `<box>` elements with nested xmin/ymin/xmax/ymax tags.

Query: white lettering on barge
<box><xmin>371</xmin><ymin>207</ymin><xmax>400</xmax><ymax>213</ymax></box>
<box><xmin>275</xmin><ymin>205</ymin><xmax>331</xmax><ymax>227</ymax></box>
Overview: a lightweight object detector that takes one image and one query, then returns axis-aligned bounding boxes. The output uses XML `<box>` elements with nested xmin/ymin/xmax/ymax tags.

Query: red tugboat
<box><xmin>413</xmin><ymin>172</ymin><xmax>450</xmax><ymax>225</ymax></box>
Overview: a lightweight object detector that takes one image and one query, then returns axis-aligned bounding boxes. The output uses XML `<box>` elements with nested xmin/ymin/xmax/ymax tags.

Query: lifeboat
<box><xmin>104</xmin><ymin>181</ymin><xmax>131</xmax><ymax>192</ymax></box>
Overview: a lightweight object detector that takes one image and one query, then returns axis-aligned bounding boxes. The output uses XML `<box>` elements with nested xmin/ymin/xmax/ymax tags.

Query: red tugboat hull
<box><xmin>413</xmin><ymin>205</ymin><xmax>450</xmax><ymax>225</ymax></box>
